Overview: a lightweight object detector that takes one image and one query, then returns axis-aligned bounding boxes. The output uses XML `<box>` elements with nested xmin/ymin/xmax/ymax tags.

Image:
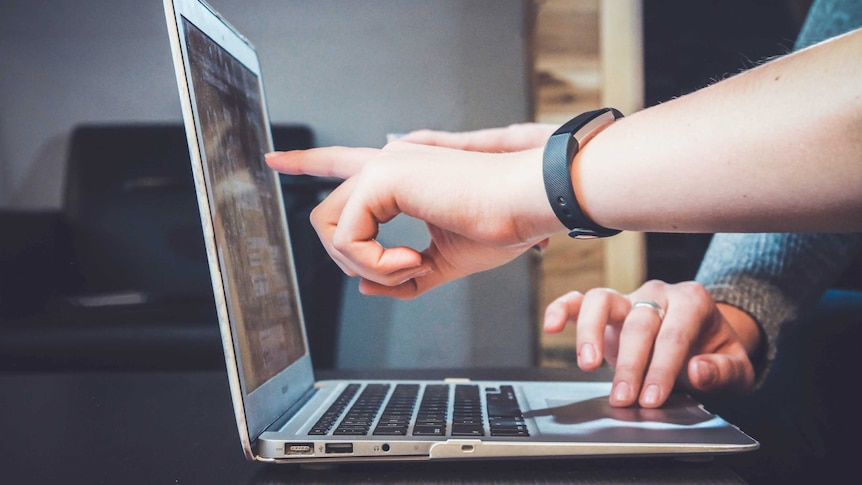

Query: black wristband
<box><xmin>542</xmin><ymin>107</ymin><xmax>623</xmax><ymax>239</ymax></box>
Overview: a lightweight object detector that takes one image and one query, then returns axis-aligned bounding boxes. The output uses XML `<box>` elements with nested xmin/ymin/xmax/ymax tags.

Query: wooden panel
<box><xmin>533</xmin><ymin>0</ymin><xmax>601</xmax><ymax>125</ymax></box>
<box><xmin>531</xmin><ymin>0</ymin><xmax>645</xmax><ymax>367</ymax></box>
<box><xmin>600</xmin><ymin>0</ymin><xmax>647</xmax><ymax>294</ymax></box>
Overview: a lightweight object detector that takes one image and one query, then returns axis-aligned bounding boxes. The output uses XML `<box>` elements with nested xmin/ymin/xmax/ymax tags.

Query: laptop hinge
<box><xmin>262</xmin><ymin>385</ymin><xmax>318</xmax><ymax>433</ymax></box>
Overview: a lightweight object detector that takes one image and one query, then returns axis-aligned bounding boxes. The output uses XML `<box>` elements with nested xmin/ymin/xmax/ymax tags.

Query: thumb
<box><xmin>686</xmin><ymin>353</ymin><xmax>755</xmax><ymax>394</ymax></box>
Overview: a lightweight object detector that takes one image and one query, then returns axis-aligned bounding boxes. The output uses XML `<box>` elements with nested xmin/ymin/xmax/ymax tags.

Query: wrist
<box><xmin>716</xmin><ymin>303</ymin><xmax>763</xmax><ymax>358</ymax></box>
<box><xmin>543</xmin><ymin>108</ymin><xmax>623</xmax><ymax>239</ymax></box>
<box><xmin>508</xmin><ymin>148</ymin><xmax>570</xmax><ymax>244</ymax></box>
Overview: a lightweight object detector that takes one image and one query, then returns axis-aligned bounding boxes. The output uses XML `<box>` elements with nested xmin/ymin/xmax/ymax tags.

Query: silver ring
<box><xmin>632</xmin><ymin>300</ymin><xmax>666</xmax><ymax>321</ymax></box>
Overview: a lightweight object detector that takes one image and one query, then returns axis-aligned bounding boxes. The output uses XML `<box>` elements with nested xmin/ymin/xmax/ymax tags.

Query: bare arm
<box><xmin>578</xmin><ymin>27</ymin><xmax>862</xmax><ymax>233</ymax></box>
<box><xmin>266</xmin><ymin>28</ymin><xmax>862</xmax><ymax>298</ymax></box>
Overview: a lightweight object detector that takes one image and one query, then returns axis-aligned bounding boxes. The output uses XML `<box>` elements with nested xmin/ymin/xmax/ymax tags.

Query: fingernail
<box><xmin>642</xmin><ymin>384</ymin><xmax>661</xmax><ymax>406</ymax></box>
<box><xmin>543</xmin><ymin>307</ymin><xmax>560</xmax><ymax>327</ymax></box>
<box><xmin>413</xmin><ymin>267</ymin><xmax>434</xmax><ymax>278</ymax></box>
<box><xmin>264</xmin><ymin>151</ymin><xmax>280</xmax><ymax>159</ymax></box>
<box><xmin>386</xmin><ymin>133</ymin><xmax>406</xmax><ymax>143</ymax></box>
<box><xmin>612</xmin><ymin>381</ymin><xmax>631</xmax><ymax>403</ymax></box>
<box><xmin>398</xmin><ymin>267</ymin><xmax>433</xmax><ymax>285</ymax></box>
<box><xmin>579</xmin><ymin>343</ymin><xmax>596</xmax><ymax>366</ymax></box>
<box><xmin>694</xmin><ymin>360</ymin><xmax>717</xmax><ymax>387</ymax></box>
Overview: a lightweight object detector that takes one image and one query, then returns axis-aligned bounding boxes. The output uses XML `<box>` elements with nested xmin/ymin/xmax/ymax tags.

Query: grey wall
<box><xmin>0</xmin><ymin>0</ymin><xmax>536</xmax><ymax>368</ymax></box>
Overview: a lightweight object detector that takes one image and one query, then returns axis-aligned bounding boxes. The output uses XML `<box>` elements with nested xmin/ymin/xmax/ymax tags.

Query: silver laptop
<box><xmin>164</xmin><ymin>0</ymin><xmax>758</xmax><ymax>464</ymax></box>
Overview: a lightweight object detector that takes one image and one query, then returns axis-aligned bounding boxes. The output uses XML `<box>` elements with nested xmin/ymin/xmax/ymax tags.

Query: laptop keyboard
<box><xmin>412</xmin><ymin>384</ymin><xmax>448</xmax><ymax>436</ymax></box>
<box><xmin>333</xmin><ymin>383</ymin><xmax>390</xmax><ymax>435</ymax></box>
<box><xmin>308</xmin><ymin>383</ymin><xmax>529</xmax><ymax>437</ymax></box>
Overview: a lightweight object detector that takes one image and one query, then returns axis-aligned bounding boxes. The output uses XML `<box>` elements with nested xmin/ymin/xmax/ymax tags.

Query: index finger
<box><xmin>400</xmin><ymin>124</ymin><xmax>555</xmax><ymax>152</ymax></box>
<box><xmin>265</xmin><ymin>146</ymin><xmax>380</xmax><ymax>180</ymax></box>
<box><xmin>575</xmin><ymin>288</ymin><xmax>630</xmax><ymax>370</ymax></box>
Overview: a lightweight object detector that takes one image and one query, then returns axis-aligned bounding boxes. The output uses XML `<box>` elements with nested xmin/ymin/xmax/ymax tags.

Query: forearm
<box><xmin>575</xmin><ymin>27</ymin><xmax>862</xmax><ymax>233</ymax></box>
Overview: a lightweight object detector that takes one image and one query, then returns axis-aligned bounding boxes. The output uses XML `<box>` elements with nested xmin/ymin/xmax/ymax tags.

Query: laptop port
<box><xmin>324</xmin><ymin>443</ymin><xmax>353</xmax><ymax>454</ymax></box>
<box><xmin>284</xmin><ymin>443</ymin><xmax>314</xmax><ymax>455</ymax></box>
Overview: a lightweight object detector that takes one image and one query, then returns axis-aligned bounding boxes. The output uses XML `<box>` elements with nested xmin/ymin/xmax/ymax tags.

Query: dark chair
<box><xmin>0</xmin><ymin>123</ymin><xmax>343</xmax><ymax>371</ymax></box>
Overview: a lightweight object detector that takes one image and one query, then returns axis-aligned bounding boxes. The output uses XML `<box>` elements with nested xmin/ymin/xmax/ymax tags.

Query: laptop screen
<box><xmin>183</xmin><ymin>18</ymin><xmax>305</xmax><ymax>392</ymax></box>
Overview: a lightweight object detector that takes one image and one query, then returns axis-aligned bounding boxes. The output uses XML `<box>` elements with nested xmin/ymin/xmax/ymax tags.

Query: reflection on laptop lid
<box><xmin>165</xmin><ymin>0</ymin><xmax>758</xmax><ymax>464</ymax></box>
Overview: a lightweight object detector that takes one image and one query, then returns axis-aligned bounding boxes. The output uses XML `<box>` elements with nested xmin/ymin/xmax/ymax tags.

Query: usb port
<box><xmin>324</xmin><ymin>443</ymin><xmax>353</xmax><ymax>454</ymax></box>
<box><xmin>284</xmin><ymin>443</ymin><xmax>314</xmax><ymax>455</ymax></box>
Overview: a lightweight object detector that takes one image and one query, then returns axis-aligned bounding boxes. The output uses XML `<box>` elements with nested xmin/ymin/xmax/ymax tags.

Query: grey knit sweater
<box><xmin>695</xmin><ymin>233</ymin><xmax>862</xmax><ymax>380</ymax></box>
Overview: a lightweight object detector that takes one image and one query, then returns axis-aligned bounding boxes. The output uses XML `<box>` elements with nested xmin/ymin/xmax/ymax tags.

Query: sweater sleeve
<box><xmin>695</xmin><ymin>233</ymin><xmax>862</xmax><ymax>384</ymax></box>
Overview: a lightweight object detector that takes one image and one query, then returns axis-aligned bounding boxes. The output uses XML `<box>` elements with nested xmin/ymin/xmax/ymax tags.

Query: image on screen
<box><xmin>183</xmin><ymin>19</ymin><xmax>305</xmax><ymax>392</ymax></box>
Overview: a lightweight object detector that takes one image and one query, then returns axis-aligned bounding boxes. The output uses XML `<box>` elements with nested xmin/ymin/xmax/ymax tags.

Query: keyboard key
<box><xmin>412</xmin><ymin>425</ymin><xmax>446</xmax><ymax>436</ymax></box>
<box><xmin>308</xmin><ymin>383</ymin><xmax>361</xmax><ymax>435</ymax></box>
<box><xmin>334</xmin><ymin>384</ymin><xmax>390</xmax><ymax>436</ymax></box>
<box><xmin>486</xmin><ymin>385</ymin><xmax>530</xmax><ymax>437</ymax></box>
<box><xmin>411</xmin><ymin>384</ymin><xmax>451</xmax><ymax>437</ymax></box>
<box><xmin>373</xmin><ymin>384</ymin><xmax>419</xmax><ymax>436</ymax></box>
<box><xmin>451</xmin><ymin>423</ymin><xmax>484</xmax><ymax>436</ymax></box>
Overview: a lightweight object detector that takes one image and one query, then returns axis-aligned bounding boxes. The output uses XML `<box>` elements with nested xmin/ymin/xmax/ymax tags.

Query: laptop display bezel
<box><xmin>164</xmin><ymin>0</ymin><xmax>316</xmax><ymax>458</ymax></box>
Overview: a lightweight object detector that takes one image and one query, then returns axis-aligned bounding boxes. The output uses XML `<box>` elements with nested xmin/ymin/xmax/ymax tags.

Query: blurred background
<box><xmin>0</xmin><ymin>0</ymin><xmax>810</xmax><ymax>371</ymax></box>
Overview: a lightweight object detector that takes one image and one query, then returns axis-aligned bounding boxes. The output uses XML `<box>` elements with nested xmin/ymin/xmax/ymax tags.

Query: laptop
<box><xmin>164</xmin><ymin>0</ymin><xmax>758</xmax><ymax>464</ymax></box>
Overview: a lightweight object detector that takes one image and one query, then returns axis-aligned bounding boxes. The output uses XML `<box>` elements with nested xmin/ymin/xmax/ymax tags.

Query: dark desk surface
<box><xmin>0</xmin><ymin>367</ymin><xmax>747</xmax><ymax>484</ymax></box>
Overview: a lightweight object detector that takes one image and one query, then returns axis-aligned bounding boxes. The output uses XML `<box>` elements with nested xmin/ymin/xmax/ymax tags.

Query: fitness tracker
<box><xmin>542</xmin><ymin>107</ymin><xmax>624</xmax><ymax>239</ymax></box>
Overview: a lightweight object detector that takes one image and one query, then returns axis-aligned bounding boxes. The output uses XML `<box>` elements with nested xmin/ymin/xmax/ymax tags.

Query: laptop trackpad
<box><xmin>527</xmin><ymin>394</ymin><xmax>719</xmax><ymax>438</ymax></box>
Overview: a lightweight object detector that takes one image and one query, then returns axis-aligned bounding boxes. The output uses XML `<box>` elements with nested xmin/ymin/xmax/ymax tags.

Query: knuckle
<box><xmin>672</xmin><ymin>281</ymin><xmax>715</xmax><ymax>317</ymax></box>
<box><xmin>640</xmin><ymin>279</ymin><xmax>667</xmax><ymax>293</ymax></box>
<box><xmin>584</xmin><ymin>287</ymin><xmax>618</xmax><ymax>302</ymax></box>
<box><xmin>308</xmin><ymin>206</ymin><xmax>323</xmax><ymax>227</ymax></box>
<box><xmin>330</xmin><ymin>231</ymin><xmax>351</xmax><ymax>254</ymax></box>
<box><xmin>674</xmin><ymin>281</ymin><xmax>710</xmax><ymax>301</ymax></box>
<box><xmin>559</xmin><ymin>290</ymin><xmax>584</xmax><ymax>301</ymax></box>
